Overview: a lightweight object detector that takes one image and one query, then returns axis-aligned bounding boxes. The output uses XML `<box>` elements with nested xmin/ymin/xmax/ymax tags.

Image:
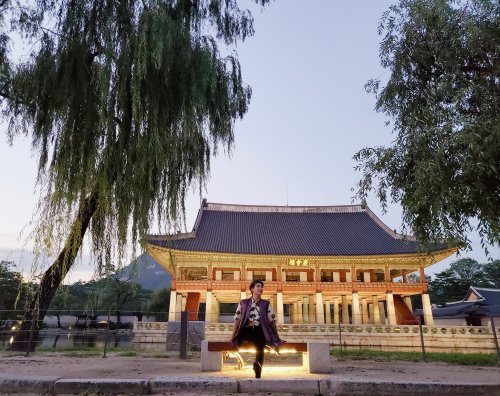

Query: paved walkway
<box><xmin>0</xmin><ymin>352</ymin><xmax>499</xmax><ymax>395</ymax></box>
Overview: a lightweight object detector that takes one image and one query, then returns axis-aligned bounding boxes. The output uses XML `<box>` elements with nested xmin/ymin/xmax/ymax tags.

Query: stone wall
<box><xmin>204</xmin><ymin>323</ymin><xmax>498</xmax><ymax>353</ymax></box>
<box><xmin>133</xmin><ymin>321</ymin><xmax>498</xmax><ymax>354</ymax></box>
<box><xmin>434</xmin><ymin>316</ymin><xmax>500</xmax><ymax>327</ymax></box>
<box><xmin>133</xmin><ymin>321</ymin><xmax>168</xmax><ymax>344</ymax></box>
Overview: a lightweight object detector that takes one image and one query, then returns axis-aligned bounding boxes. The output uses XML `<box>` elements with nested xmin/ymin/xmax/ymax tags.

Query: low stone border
<box><xmin>0</xmin><ymin>376</ymin><xmax>499</xmax><ymax>395</ymax></box>
<box><xmin>54</xmin><ymin>379</ymin><xmax>149</xmax><ymax>395</ymax></box>
<box><xmin>0</xmin><ymin>374</ymin><xmax>61</xmax><ymax>394</ymax></box>
<box><xmin>320</xmin><ymin>379</ymin><xmax>500</xmax><ymax>396</ymax></box>
<box><xmin>238</xmin><ymin>378</ymin><xmax>321</xmax><ymax>395</ymax></box>
<box><xmin>150</xmin><ymin>376</ymin><xmax>237</xmax><ymax>394</ymax></box>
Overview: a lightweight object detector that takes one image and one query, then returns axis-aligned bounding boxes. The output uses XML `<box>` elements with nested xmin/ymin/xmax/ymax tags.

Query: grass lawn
<box><xmin>331</xmin><ymin>347</ymin><xmax>499</xmax><ymax>366</ymax></box>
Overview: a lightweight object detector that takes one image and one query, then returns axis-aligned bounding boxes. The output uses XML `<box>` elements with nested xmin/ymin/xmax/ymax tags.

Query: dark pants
<box><xmin>237</xmin><ymin>325</ymin><xmax>266</xmax><ymax>367</ymax></box>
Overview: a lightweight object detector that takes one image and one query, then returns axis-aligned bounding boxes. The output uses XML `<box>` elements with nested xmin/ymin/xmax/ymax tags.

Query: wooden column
<box><xmin>297</xmin><ymin>299</ymin><xmax>304</xmax><ymax>324</ymax></box>
<box><xmin>168</xmin><ymin>290</ymin><xmax>177</xmax><ymax>321</ymax></box>
<box><xmin>213</xmin><ymin>296</ymin><xmax>220</xmax><ymax>323</ymax></box>
<box><xmin>175</xmin><ymin>293</ymin><xmax>182</xmax><ymax>321</ymax></box>
<box><xmin>368</xmin><ymin>303</ymin><xmax>374</xmax><ymax>324</ymax></box>
<box><xmin>372</xmin><ymin>295</ymin><xmax>381</xmax><ymax>324</ymax></box>
<box><xmin>333</xmin><ymin>297</ymin><xmax>340</xmax><ymax>325</ymax></box>
<box><xmin>303</xmin><ymin>296</ymin><xmax>310</xmax><ymax>324</ymax></box>
<box><xmin>351</xmin><ymin>292</ymin><xmax>361</xmax><ymax>325</ymax></box>
<box><xmin>309</xmin><ymin>295</ymin><xmax>315</xmax><ymax>324</ymax></box>
<box><xmin>422</xmin><ymin>293</ymin><xmax>434</xmax><ymax>325</ymax></box>
<box><xmin>205</xmin><ymin>291</ymin><xmax>213</xmax><ymax>323</ymax></box>
<box><xmin>315</xmin><ymin>292</ymin><xmax>324</xmax><ymax>324</ymax></box>
<box><xmin>386</xmin><ymin>292</ymin><xmax>397</xmax><ymax>325</ymax></box>
<box><xmin>341</xmin><ymin>295</ymin><xmax>349</xmax><ymax>324</ymax></box>
<box><xmin>325</xmin><ymin>300</ymin><xmax>331</xmax><ymax>324</ymax></box>
<box><xmin>290</xmin><ymin>303</ymin><xmax>296</xmax><ymax>324</ymax></box>
<box><xmin>169</xmin><ymin>266</ymin><xmax>178</xmax><ymax>322</ymax></box>
<box><xmin>379</xmin><ymin>301</ymin><xmax>386</xmax><ymax>324</ymax></box>
<box><xmin>276</xmin><ymin>292</ymin><xmax>284</xmax><ymax>324</ymax></box>
<box><xmin>361</xmin><ymin>298</ymin><xmax>369</xmax><ymax>324</ymax></box>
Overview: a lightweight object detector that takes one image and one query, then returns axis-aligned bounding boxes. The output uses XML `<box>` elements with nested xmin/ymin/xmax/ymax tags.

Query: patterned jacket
<box><xmin>231</xmin><ymin>298</ymin><xmax>282</xmax><ymax>347</ymax></box>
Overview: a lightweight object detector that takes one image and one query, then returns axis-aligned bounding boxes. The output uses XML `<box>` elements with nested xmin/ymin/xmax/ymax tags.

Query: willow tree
<box><xmin>354</xmin><ymin>0</ymin><xmax>499</xmax><ymax>252</ymax></box>
<box><xmin>1</xmin><ymin>0</ymin><xmax>269</xmax><ymax>351</ymax></box>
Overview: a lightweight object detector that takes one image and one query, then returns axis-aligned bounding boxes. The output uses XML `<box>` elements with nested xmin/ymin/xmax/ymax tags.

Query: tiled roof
<box><xmin>429</xmin><ymin>286</ymin><xmax>500</xmax><ymax>317</ymax></box>
<box><xmin>471</xmin><ymin>287</ymin><xmax>500</xmax><ymax>305</ymax></box>
<box><xmin>147</xmin><ymin>201</ymin><xmax>449</xmax><ymax>256</ymax></box>
<box><xmin>429</xmin><ymin>301</ymin><xmax>476</xmax><ymax>317</ymax></box>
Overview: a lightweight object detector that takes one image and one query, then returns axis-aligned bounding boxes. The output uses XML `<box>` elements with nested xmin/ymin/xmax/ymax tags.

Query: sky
<box><xmin>0</xmin><ymin>0</ymin><xmax>498</xmax><ymax>284</ymax></box>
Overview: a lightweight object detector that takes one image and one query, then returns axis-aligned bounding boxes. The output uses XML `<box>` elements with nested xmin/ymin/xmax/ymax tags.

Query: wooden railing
<box><xmin>391</xmin><ymin>282</ymin><xmax>423</xmax><ymax>294</ymax></box>
<box><xmin>211</xmin><ymin>281</ymin><xmax>241</xmax><ymax>291</ymax></box>
<box><xmin>282</xmin><ymin>282</ymin><xmax>316</xmax><ymax>292</ymax></box>
<box><xmin>319</xmin><ymin>282</ymin><xmax>353</xmax><ymax>292</ymax></box>
<box><xmin>176</xmin><ymin>280</ymin><xmax>207</xmax><ymax>291</ymax></box>
<box><xmin>175</xmin><ymin>280</ymin><xmax>424</xmax><ymax>294</ymax></box>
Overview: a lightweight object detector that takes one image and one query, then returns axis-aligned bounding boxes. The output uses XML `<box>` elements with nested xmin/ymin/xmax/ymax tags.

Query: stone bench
<box><xmin>201</xmin><ymin>341</ymin><xmax>331</xmax><ymax>373</ymax></box>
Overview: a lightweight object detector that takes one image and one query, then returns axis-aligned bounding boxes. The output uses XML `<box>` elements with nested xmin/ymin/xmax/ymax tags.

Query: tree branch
<box><xmin>460</xmin><ymin>65</ymin><xmax>494</xmax><ymax>73</ymax></box>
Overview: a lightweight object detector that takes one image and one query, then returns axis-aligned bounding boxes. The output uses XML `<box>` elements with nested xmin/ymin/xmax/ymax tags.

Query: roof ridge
<box><xmin>445</xmin><ymin>300</ymin><xmax>475</xmax><ymax>306</ymax></box>
<box><xmin>472</xmin><ymin>286</ymin><xmax>500</xmax><ymax>292</ymax></box>
<box><xmin>205</xmin><ymin>201</ymin><xmax>365</xmax><ymax>213</ymax></box>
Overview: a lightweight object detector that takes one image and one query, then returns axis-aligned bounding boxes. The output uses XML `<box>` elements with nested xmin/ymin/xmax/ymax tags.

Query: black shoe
<box><xmin>253</xmin><ymin>361</ymin><xmax>262</xmax><ymax>378</ymax></box>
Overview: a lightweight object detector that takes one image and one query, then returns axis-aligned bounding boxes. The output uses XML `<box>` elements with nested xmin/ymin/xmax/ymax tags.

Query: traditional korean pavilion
<box><xmin>146</xmin><ymin>200</ymin><xmax>456</xmax><ymax>326</ymax></box>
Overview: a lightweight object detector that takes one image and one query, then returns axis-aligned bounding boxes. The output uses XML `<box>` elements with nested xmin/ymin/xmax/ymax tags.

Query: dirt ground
<box><xmin>1</xmin><ymin>351</ymin><xmax>499</xmax><ymax>385</ymax></box>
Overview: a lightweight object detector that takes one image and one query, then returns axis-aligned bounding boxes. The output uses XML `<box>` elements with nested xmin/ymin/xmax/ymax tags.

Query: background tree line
<box><xmin>428</xmin><ymin>258</ymin><xmax>500</xmax><ymax>306</ymax></box>
<box><xmin>405</xmin><ymin>258</ymin><xmax>499</xmax><ymax>309</ymax></box>
<box><xmin>0</xmin><ymin>261</ymin><xmax>171</xmax><ymax>329</ymax></box>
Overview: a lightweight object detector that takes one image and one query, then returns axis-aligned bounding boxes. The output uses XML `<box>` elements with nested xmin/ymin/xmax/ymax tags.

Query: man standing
<box><xmin>230</xmin><ymin>280</ymin><xmax>284</xmax><ymax>378</ymax></box>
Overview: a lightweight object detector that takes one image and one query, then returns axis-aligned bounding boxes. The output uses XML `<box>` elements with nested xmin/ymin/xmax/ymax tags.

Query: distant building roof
<box><xmin>430</xmin><ymin>286</ymin><xmax>500</xmax><ymax>317</ymax></box>
<box><xmin>466</xmin><ymin>287</ymin><xmax>500</xmax><ymax>306</ymax></box>
<box><xmin>147</xmin><ymin>200</ymin><xmax>451</xmax><ymax>256</ymax></box>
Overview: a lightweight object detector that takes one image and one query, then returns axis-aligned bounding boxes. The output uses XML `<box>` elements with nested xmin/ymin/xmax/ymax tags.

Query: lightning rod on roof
<box><xmin>285</xmin><ymin>176</ymin><xmax>289</xmax><ymax>206</ymax></box>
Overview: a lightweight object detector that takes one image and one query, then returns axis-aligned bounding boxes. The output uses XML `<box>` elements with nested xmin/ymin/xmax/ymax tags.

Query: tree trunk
<box><xmin>10</xmin><ymin>192</ymin><xmax>98</xmax><ymax>352</ymax></box>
